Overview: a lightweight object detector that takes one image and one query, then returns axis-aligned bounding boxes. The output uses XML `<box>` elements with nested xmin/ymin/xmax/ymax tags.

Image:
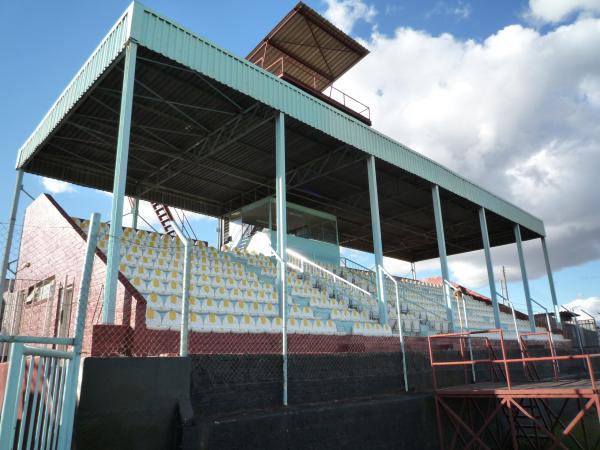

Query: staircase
<box><xmin>513</xmin><ymin>398</ymin><xmax>550</xmax><ymax>447</ymax></box>
<box><xmin>221</xmin><ymin>216</ymin><xmax>230</xmax><ymax>247</ymax></box>
<box><xmin>236</xmin><ymin>224</ymin><xmax>258</xmax><ymax>250</ymax></box>
<box><xmin>151</xmin><ymin>203</ymin><xmax>176</xmax><ymax>237</ymax></box>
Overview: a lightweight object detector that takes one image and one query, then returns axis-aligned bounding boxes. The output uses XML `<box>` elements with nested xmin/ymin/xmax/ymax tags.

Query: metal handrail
<box><xmin>449</xmin><ymin>281</ymin><xmax>476</xmax><ymax>382</ymax></box>
<box><xmin>381</xmin><ymin>266</ymin><xmax>409</xmax><ymax>391</ymax></box>
<box><xmin>428</xmin><ymin>329</ymin><xmax>580</xmax><ymax>392</ymax></box>
<box><xmin>339</xmin><ymin>255</ymin><xmax>374</xmax><ymax>274</ymax></box>
<box><xmin>287</xmin><ymin>248</ymin><xmax>372</xmax><ymax>297</ymax></box>
<box><xmin>562</xmin><ymin>305</ymin><xmax>585</xmax><ymax>354</ymax></box>
<box><xmin>529</xmin><ymin>297</ymin><xmax>559</xmax><ymax>372</ymax></box>
<box><xmin>496</xmin><ymin>291</ymin><xmax>521</xmax><ymax>342</ymax></box>
<box><xmin>397</xmin><ymin>282</ymin><xmax>447</xmax><ymax>322</ymax></box>
<box><xmin>261</xmin><ymin>56</ymin><xmax>371</xmax><ymax>120</ymax></box>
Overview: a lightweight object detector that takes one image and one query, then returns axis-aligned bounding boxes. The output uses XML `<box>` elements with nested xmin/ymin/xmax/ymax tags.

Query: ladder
<box><xmin>151</xmin><ymin>203</ymin><xmax>176</xmax><ymax>237</ymax></box>
<box><xmin>236</xmin><ymin>224</ymin><xmax>258</xmax><ymax>250</ymax></box>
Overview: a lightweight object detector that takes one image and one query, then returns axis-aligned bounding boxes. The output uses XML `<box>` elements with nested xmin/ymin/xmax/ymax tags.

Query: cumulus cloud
<box><xmin>329</xmin><ymin>12</ymin><xmax>600</xmax><ymax>289</ymax></box>
<box><xmin>41</xmin><ymin>177</ymin><xmax>75</xmax><ymax>194</ymax></box>
<box><xmin>564</xmin><ymin>296</ymin><xmax>600</xmax><ymax>322</ymax></box>
<box><xmin>527</xmin><ymin>0</ymin><xmax>600</xmax><ymax>24</ymax></box>
<box><xmin>323</xmin><ymin>0</ymin><xmax>377</xmax><ymax>33</ymax></box>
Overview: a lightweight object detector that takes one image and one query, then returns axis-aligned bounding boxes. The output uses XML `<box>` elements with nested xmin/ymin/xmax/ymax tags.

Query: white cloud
<box><xmin>323</xmin><ymin>0</ymin><xmax>377</xmax><ymax>33</ymax></box>
<box><xmin>528</xmin><ymin>0</ymin><xmax>600</xmax><ymax>24</ymax></box>
<box><xmin>331</xmin><ymin>14</ymin><xmax>600</xmax><ymax>290</ymax></box>
<box><xmin>426</xmin><ymin>1</ymin><xmax>472</xmax><ymax>21</ymax></box>
<box><xmin>564</xmin><ymin>296</ymin><xmax>600</xmax><ymax>322</ymax></box>
<box><xmin>41</xmin><ymin>177</ymin><xmax>75</xmax><ymax>194</ymax></box>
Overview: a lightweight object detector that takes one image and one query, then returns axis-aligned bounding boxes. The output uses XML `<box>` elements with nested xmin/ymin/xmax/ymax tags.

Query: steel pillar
<box><xmin>366</xmin><ymin>156</ymin><xmax>388</xmax><ymax>325</ymax></box>
<box><xmin>103</xmin><ymin>42</ymin><xmax>137</xmax><ymax>324</ymax></box>
<box><xmin>58</xmin><ymin>212</ymin><xmax>100</xmax><ymax>449</ymax></box>
<box><xmin>541</xmin><ymin>237</ymin><xmax>561</xmax><ymax>328</ymax></box>
<box><xmin>275</xmin><ymin>112</ymin><xmax>288</xmax><ymax>406</ymax></box>
<box><xmin>514</xmin><ymin>224</ymin><xmax>536</xmax><ymax>332</ymax></box>
<box><xmin>479</xmin><ymin>208</ymin><xmax>501</xmax><ymax>328</ymax></box>
<box><xmin>171</xmin><ymin>222</ymin><xmax>191</xmax><ymax>356</ymax></box>
<box><xmin>0</xmin><ymin>169</ymin><xmax>23</xmax><ymax>321</ymax></box>
<box><xmin>432</xmin><ymin>185</ymin><xmax>454</xmax><ymax>331</ymax></box>
<box><xmin>131</xmin><ymin>196</ymin><xmax>139</xmax><ymax>230</ymax></box>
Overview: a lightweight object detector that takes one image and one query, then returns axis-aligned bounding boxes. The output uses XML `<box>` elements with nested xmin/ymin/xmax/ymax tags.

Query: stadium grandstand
<box><xmin>0</xmin><ymin>2</ymin><xmax>597</xmax><ymax>450</ymax></box>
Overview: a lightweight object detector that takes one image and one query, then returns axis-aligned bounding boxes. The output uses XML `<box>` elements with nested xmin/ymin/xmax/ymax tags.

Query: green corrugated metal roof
<box><xmin>16</xmin><ymin>5</ymin><xmax>133</xmax><ymax>169</ymax></box>
<box><xmin>15</xmin><ymin>1</ymin><xmax>545</xmax><ymax>237</ymax></box>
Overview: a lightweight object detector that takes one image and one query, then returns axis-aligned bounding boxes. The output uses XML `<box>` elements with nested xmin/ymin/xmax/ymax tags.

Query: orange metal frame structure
<box><xmin>428</xmin><ymin>329</ymin><xmax>600</xmax><ymax>449</ymax></box>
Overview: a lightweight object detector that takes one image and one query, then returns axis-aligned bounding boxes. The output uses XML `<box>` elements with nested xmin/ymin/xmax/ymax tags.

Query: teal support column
<box><xmin>171</xmin><ymin>222</ymin><xmax>191</xmax><ymax>357</ymax></box>
<box><xmin>366</xmin><ymin>156</ymin><xmax>388</xmax><ymax>325</ymax></box>
<box><xmin>432</xmin><ymin>185</ymin><xmax>454</xmax><ymax>331</ymax></box>
<box><xmin>0</xmin><ymin>169</ymin><xmax>23</xmax><ymax>320</ymax></box>
<box><xmin>131</xmin><ymin>196</ymin><xmax>139</xmax><ymax>230</ymax></box>
<box><xmin>57</xmin><ymin>212</ymin><xmax>100</xmax><ymax>450</ymax></box>
<box><xmin>275</xmin><ymin>112</ymin><xmax>288</xmax><ymax>406</ymax></box>
<box><xmin>541</xmin><ymin>237</ymin><xmax>561</xmax><ymax>328</ymax></box>
<box><xmin>514</xmin><ymin>224</ymin><xmax>536</xmax><ymax>332</ymax></box>
<box><xmin>103</xmin><ymin>42</ymin><xmax>137</xmax><ymax>324</ymax></box>
<box><xmin>479</xmin><ymin>208</ymin><xmax>501</xmax><ymax>329</ymax></box>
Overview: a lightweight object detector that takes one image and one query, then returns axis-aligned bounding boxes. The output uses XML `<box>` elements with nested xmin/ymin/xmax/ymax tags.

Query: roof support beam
<box><xmin>432</xmin><ymin>184</ymin><xmax>454</xmax><ymax>332</ymax></box>
<box><xmin>515</xmin><ymin>224</ymin><xmax>536</xmax><ymax>332</ymax></box>
<box><xmin>135</xmin><ymin>103</ymin><xmax>274</xmax><ymax>197</ymax></box>
<box><xmin>267</xmin><ymin>40</ymin><xmax>333</xmax><ymax>84</ymax></box>
<box><xmin>541</xmin><ymin>237</ymin><xmax>561</xmax><ymax>328</ymax></box>
<box><xmin>95</xmin><ymin>86</ymin><xmax>236</xmax><ymax>116</ymax></box>
<box><xmin>0</xmin><ymin>169</ymin><xmax>24</xmax><ymax>325</ymax></box>
<box><xmin>275</xmin><ymin>112</ymin><xmax>288</xmax><ymax>407</ymax></box>
<box><xmin>117</xmin><ymin>66</ymin><xmax>211</xmax><ymax>134</ymax></box>
<box><xmin>367</xmin><ymin>156</ymin><xmax>388</xmax><ymax>325</ymax></box>
<box><xmin>480</xmin><ymin>207</ymin><xmax>501</xmax><ymax>329</ymax></box>
<box><xmin>137</xmin><ymin>56</ymin><xmax>243</xmax><ymax>112</ymax></box>
<box><xmin>225</xmin><ymin>144</ymin><xmax>360</xmax><ymax>208</ymax></box>
<box><xmin>103</xmin><ymin>41</ymin><xmax>137</xmax><ymax>325</ymax></box>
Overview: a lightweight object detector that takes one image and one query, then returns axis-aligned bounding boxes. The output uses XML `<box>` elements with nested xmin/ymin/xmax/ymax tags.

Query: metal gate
<box><xmin>0</xmin><ymin>213</ymin><xmax>100</xmax><ymax>450</ymax></box>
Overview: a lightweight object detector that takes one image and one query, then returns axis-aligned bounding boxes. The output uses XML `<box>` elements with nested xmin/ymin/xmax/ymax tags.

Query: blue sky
<box><xmin>1</xmin><ymin>0</ymin><xmax>599</xmax><ymax>318</ymax></box>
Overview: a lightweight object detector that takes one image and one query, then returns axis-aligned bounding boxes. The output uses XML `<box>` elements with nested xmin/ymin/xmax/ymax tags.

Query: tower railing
<box><xmin>256</xmin><ymin>55</ymin><xmax>371</xmax><ymax>121</ymax></box>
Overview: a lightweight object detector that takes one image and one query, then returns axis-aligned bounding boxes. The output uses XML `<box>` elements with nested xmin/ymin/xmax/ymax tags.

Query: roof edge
<box><xmin>130</xmin><ymin>3</ymin><xmax>545</xmax><ymax>237</ymax></box>
<box><xmin>16</xmin><ymin>2</ymin><xmax>135</xmax><ymax>169</ymax></box>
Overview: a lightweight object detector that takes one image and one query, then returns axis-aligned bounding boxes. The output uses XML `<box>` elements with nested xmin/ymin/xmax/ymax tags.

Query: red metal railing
<box><xmin>428</xmin><ymin>328</ymin><xmax>600</xmax><ymax>392</ymax></box>
<box><xmin>254</xmin><ymin>53</ymin><xmax>371</xmax><ymax>121</ymax></box>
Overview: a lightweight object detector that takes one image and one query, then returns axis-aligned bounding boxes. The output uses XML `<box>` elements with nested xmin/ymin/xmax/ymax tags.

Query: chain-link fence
<box><xmin>1</xmin><ymin>203</ymin><xmax>577</xmax><ymax>407</ymax></box>
<box><xmin>0</xmin><ymin>219</ymin><xmax>101</xmax><ymax>360</ymax></box>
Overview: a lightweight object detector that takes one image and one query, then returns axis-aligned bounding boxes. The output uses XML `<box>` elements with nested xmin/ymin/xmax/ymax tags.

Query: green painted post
<box><xmin>171</xmin><ymin>222</ymin><xmax>191</xmax><ymax>356</ymax></box>
<box><xmin>275</xmin><ymin>112</ymin><xmax>288</xmax><ymax>406</ymax></box>
<box><xmin>58</xmin><ymin>212</ymin><xmax>100</xmax><ymax>449</ymax></box>
<box><xmin>541</xmin><ymin>237</ymin><xmax>561</xmax><ymax>328</ymax></box>
<box><xmin>366</xmin><ymin>156</ymin><xmax>388</xmax><ymax>325</ymax></box>
<box><xmin>432</xmin><ymin>185</ymin><xmax>454</xmax><ymax>331</ymax></box>
<box><xmin>0</xmin><ymin>169</ymin><xmax>23</xmax><ymax>323</ymax></box>
<box><xmin>479</xmin><ymin>208</ymin><xmax>501</xmax><ymax>329</ymax></box>
<box><xmin>0</xmin><ymin>343</ymin><xmax>25</xmax><ymax>449</ymax></box>
<box><xmin>103</xmin><ymin>42</ymin><xmax>137</xmax><ymax>324</ymax></box>
<box><xmin>514</xmin><ymin>224</ymin><xmax>536</xmax><ymax>332</ymax></box>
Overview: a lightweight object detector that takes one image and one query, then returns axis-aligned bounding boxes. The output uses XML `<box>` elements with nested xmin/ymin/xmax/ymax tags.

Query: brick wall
<box><xmin>13</xmin><ymin>194</ymin><xmax>145</xmax><ymax>355</ymax></box>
